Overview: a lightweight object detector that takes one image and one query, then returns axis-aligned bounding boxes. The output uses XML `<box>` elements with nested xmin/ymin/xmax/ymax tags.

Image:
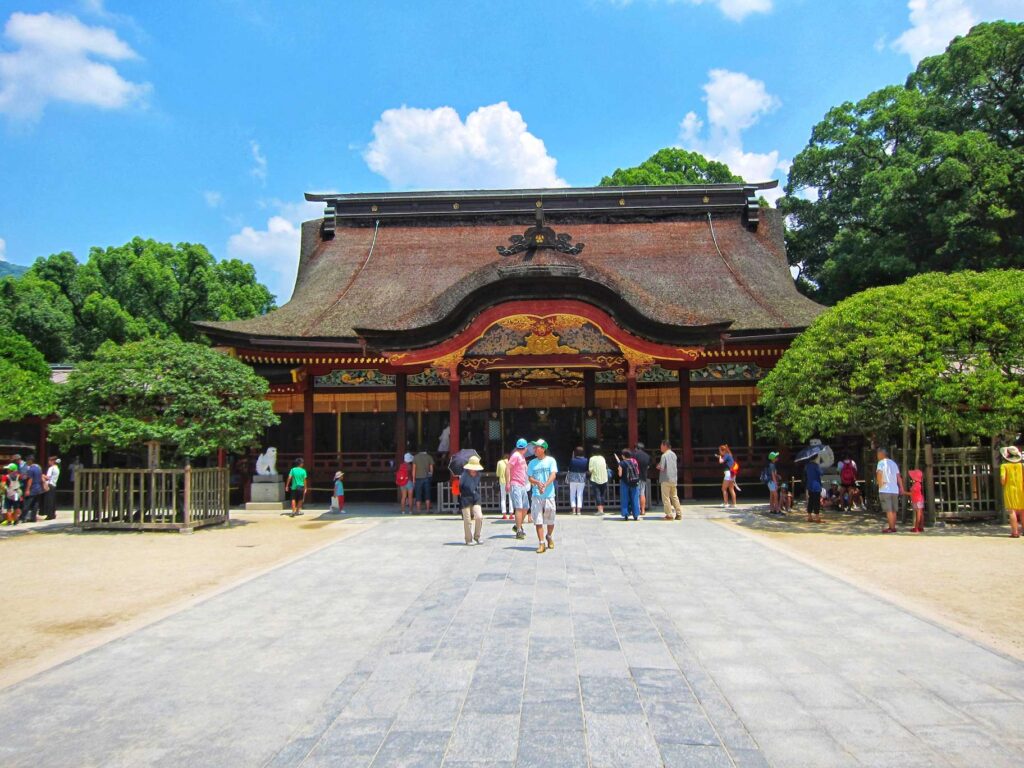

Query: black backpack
<box><xmin>622</xmin><ymin>459</ymin><xmax>640</xmax><ymax>486</ymax></box>
<box><xmin>760</xmin><ymin>463</ymin><xmax>772</xmax><ymax>484</ymax></box>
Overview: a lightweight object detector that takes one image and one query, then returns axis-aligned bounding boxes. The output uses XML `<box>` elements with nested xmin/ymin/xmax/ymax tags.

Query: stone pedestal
<box><xmin>246</xmin><ymin>475</ymin><xmax>285</xmax><ymax>511</ymax></box>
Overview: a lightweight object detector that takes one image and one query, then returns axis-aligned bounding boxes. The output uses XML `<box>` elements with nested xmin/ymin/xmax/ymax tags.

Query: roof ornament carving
<box><xmin>496</xmin><ymin>207</ymin><xmax>584</xmax><ymax>257</ymax></box>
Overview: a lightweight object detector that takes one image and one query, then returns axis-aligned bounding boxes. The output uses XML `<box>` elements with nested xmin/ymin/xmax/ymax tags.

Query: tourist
<box><xmin>507</xmin><ymin>438</ymin><xmax>529</xmax><ymax>540</ymax></box>
<box><xmin>765</xmin><ymin>451</ymin><xmax>781</xmax><ymax>514</ymax></box>
<box><xmin>1</xmin><ymin>463</ymin><xmax>22</xmax><ymax>526</ymax></box>
<box><xmin>437</xmin><ymin>423</ymin><xmax>450</xmax><ymax>460</ymax></box>
<box><xmin>908</xmin><ymin>468</ymin><xmax>926</xmax><ymax>533</ymax></box>
<box><xmin>804</xmin><ymin>456</ymin><xmax>823</xmax><ymax>523</ymax></box>
<box><xmin>333</xmin><ymin>470</ymin><xmax>345</xmax><ymax>513</ymax></box>
<box><xmin>588</xmin><ymin>445</ymin><xmax>608</xmax><ymax>515</ymax></box>
<box><xmin>495</xmin><ymin>452</ymin><xmax>510</xmax><ymax>519</ymax></box>
<box><xmin>658</xmin><ymin>440</ymin><xmax>682</xmax><ymax>520</ymax></box>
<box><xmin>876</xmin><ymin>447</ymin><xmax>904</xmax><ymax>533</ymax></box>
<box><xmin>617</xmin><ymin>448</ymin><xmax>641</xmax><ymax>521</ymax></box>
<box><xmin>567</xmin><ymin>446</ymin><xmax>588</xmax><ymax>515</ymax></box>
<box><xmin>779</xmin><ymin>481</ymin><xmax>793</xmax><ymax>514</ymax></box>
<box><xmin>838</xmin><ymin>454</ymin><xmax>863</xmax><ymax>511</ymax></box>
<box><xmin>412</xmin><ymin>447</ymin><xmax>434</xmax><ymax>514</ymax></box>
<box><xmin>718</xmin><ymin>445</ymin><xmax>738</xmax><ymax>509</ymax></box>
<box><xmin>459</xmin><ymin>455</ymin><xmax>485</xmax><ymax>545</ymax></box>
<box><xmin>634</xmin><ymin>442</ymin><xmax>651</xmax><ymax>516</ymax></box>
<box><xmin>397</xmin><ymin>452</ymin><xmax>414</xmax><ymax>514</ymax></box>
<box><xmin>43</xmin><ymin>456</ymin><xmax>60</xmax><ymax>520</ymax></box>
<box><xmin>285</xmin><ymin>458</ymin><xmax>307</xmax><ymax>517</ymax></box>
<box><xmin>527</xmin><ymin>439</ymin><xmax>558</xmax><ymax>553</ymax></box>
<box><xmin>20</xmin><ymin>454</ymin><xmax>43</xmax><ymax>523</ymax></box>
<box><xmin>1000</xmin><ymin>446</ymin><xmax>1024</xmax><ymax>538</ymax></box>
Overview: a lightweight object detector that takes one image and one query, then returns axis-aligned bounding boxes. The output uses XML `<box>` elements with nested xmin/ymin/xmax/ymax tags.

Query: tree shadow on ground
<box><xmin>731</xmin><ymin>505</ymin><xmax>1009</xmax><ymax>538</ymax></box>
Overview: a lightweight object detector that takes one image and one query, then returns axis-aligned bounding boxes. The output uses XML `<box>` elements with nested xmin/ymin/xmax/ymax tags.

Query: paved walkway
<box><xmin>2</xmin><ymin>513</ymin><xmax>1024</xmax><ymax>767</ymax></box>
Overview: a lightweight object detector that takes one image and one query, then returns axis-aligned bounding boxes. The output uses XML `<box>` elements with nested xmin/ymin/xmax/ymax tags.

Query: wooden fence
<box><xmin>926</xmin><ymin>445</ymin><xmax>999</xmax><ymax>521</ymax></box>
<box><xmin>74</xmin><ymin>467</ymin><xmax>230</xmax><ymax>532</ymax></box>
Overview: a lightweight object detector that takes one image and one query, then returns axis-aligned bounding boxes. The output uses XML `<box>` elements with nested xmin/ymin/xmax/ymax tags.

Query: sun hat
<box><xmin>334</xmin><ymin>471</ymin><xmax>344</xmax><ymax>480</ymax></box>
<box><xmin>908</xmin><ymin>469</ymin><xmax>924</xmax><ymax>482</ymax></box>
<box><xmin>463</xmin><ymin>456</ymin><xmax>484</xmax><ymax>472</ymax></box>
<box><xmin>403</xmin><ymin>452</ymin><xmax>414</xmax><ymax>463</ymax></box>
<box><xmin>1000</xmin><ymin>446</ymin><xmax>1022</xmax><ymax>462</ymax></box>
<box><xmin>530</xmin><ymin>438</ymin><xmax>549</xmax><ymax>451</ymax></box>
<box><xmin>768</xmin><ymin>451</ymin><xmax>780</xmax><ymax>460</ymax></box>
<box><xmin>515</xmin><ymin>438</ymin><xmax>529</xmax><ymax>449</ymax></box>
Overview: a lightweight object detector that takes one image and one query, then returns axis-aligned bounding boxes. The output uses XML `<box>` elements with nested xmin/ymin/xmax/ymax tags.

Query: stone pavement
<box><xmin>2</xmin><ymin>512</ymin><xmax>1024</xmax><ymax>767</ymax></box>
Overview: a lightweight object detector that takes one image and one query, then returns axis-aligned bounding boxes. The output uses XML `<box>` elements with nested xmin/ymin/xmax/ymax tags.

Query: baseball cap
<box><xmin>515</xmin><ymin>438</ymin><xmax>529</xmax><ymax>449</ymax></box>
<box><xmin>5</xmin><ymin>463</ymin><xmax>16</xmax><ymax>471</ymax></box>
<box><xmin>768</xmin><ymin>451</ymin><xmax>780</xmax><ymax>460</ymax></box>
<box><xmin>530</xmin><ymin>438</ymin><xmax>549</xmax><ymax>450</ymax></box>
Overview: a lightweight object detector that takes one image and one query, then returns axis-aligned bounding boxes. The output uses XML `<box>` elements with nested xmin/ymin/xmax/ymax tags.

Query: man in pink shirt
<box><xmin>506</xmin><ymin>438</ymin><xmax>530</xmax><ymax>540</ymax></box>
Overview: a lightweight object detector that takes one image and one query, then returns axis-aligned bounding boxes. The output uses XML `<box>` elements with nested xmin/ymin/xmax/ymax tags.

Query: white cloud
<box><xmin>227</xmin><ymin>215</ymin><xmax>300</xmax><ymax>304</ymax></box>
<box><xmin>364</xmin><ymin>102</ymin><xmax>566</xmax><ymax>189</ymax></box>
<box><xmin>892</xmin><ymin>0</ymin><xmax>1024</xmax><ymax>64</ymax></box>
<box><xmin>0</xmin><ymin>237</ymin><xmax>6</xmax><ymax>261</ymax></box>
<box><xmin>0</xmin><ymin>11</ymin><xmax>149</xmax><ymax>121</ymax></box>
<box><xmin>677</xmin><ymin>69</ymin><xmax>788</xmax><ymax>202</ymax></box>
<box><xmin>225</xmin><ymin>197</ymin><xmax>330</xmax><ymax>303</ymax></box>
<box><xmin>688</xmin><ymin>0</ymin><xmax>773</xmax><ymax>22</ymax></box>
<box><xmin>249</xmin><ymin>140</ymin><xmax>267</xmax><ymax>184</ymax></box>
<box><xmin>609</xmin><ymin>0</ymin><xmax>772</xmax><ymax>22</ymax></box>
<box><xmin>203</xmin><ymin>190</ymin><xmax>223</xmax><ymax>208</ymax></box>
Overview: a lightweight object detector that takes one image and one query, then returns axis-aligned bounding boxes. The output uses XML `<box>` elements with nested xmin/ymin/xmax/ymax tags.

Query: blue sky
<box><xmin>1</xmin><ymin>0</ymin><xmax>1021</xmax><ymax>301</ymax></box>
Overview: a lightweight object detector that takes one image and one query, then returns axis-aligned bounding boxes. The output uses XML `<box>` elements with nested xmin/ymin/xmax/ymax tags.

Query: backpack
<box><xmin>760</xmin><ymin>464</ymin><xmax>772</xmax><ymax>484</ymax></box>
<box><xmin>394</xmin><ymin>463</ymin><xmax>410</xmax><ymax>486</ymax></box>
<box><xmin>840</xmin><ymin>462</ymin><xmax>857</xmax><ymax>486</ymax></box>
<box><xmin>622</xmin><ymin>458</ymin><xmax>640</xmax><ymax>486</ymax></box>
<box><xmin>731</xmin><ymin>461</ymin><xmax>740</xmax><ymax>475</ymax></box>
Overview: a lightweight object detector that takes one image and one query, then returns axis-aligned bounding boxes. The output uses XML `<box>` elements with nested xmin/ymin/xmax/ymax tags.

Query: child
<box><xmin>333</xmin><ymin>470</ymin><xmax>345</xmax><ymax>513</ymax></box>
<box><xmin>779</xmin><ymin>482</ymin><xmax>793</xmax><ymax>514</ymax></box>
<box><xmin>1</xmin><ymin>463</ymin><xmax>22</xmax><ymax>526</ymax></box>
<box><xmin>908</xmin><ymin>469</ymin><xmax>925</xmax><ymax>533</ymax></box>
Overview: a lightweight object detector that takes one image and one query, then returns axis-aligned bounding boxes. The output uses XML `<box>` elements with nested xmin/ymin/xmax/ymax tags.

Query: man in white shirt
<box><xmin>875</xmin><ymin>447</ymin><xmax>905</xmax><ymax>533</ymax></box>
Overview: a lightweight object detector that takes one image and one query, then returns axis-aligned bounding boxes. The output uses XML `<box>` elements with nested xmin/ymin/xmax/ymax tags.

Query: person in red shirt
<box><xmin>908</xmin><ymin>469</ymin><xmax>925</xmax><ymax>533</ymax></box>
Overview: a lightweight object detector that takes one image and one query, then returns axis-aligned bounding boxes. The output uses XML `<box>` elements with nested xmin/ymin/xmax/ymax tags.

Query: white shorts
<box><xmin>530</xmin><ymin>496</ymin><xmax>556</xmax><ymax>525</ymax></box>
<box><xmin>723</xmin><ymin>470</ymin><xmax>733</xmax><ymax>482</ymax></box>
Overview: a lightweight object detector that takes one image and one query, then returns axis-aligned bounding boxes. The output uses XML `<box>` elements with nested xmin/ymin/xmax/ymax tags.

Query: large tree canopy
<box><xmin>0</xmin><ymin>330</ymin><xmax>55</xmax><ymax>422</ymax></box>
<box><xmin>759</xmin><ymin>270</ymin><xmax>1024</xmax><ymax>444</ymax></box>
<box><xmin>781</xmin><ymin>22</ymin><xmax>1024</xmax><ymax>304</ymax></box>
<box><xmin>0</xmin><ymin>238</ymin><xmax>274</xmax><ymax>362</ymax></box>
<box><xmin>600</xmin><ymin>148</ymin><xmax>742</xmax><ymax>186</ymax></box>
<box><xmin>50</xmin><ymin>337</ymin><xmax>278</xmax><ymax>459</ymax></box>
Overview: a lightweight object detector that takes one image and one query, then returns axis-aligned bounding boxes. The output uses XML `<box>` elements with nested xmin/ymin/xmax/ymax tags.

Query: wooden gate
<box><xmin>925</xmin><ymin>446</ymin><xmax>999</xmax><ymax>521</ymax></box>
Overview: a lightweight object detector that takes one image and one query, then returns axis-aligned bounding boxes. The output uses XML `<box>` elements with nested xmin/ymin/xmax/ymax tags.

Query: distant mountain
<box><xmin>0</xmin><ymin>262</ymin><xmax>27</xmax><ymax>279</ymax></box>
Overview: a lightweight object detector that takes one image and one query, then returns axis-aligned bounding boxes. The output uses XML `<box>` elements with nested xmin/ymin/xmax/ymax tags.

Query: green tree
<box><xmin>600</xmin><ymin>148</ymin><xmax>742</xmax><ymax>186</ymax></box>
<box><xmin>758</xmin><ymin>270</ymin><xmax>1024</xmax><ymax>446</ymax></box>
<box><xmin>13</xmin><ymin>238</ymin><xmax>275</xmax><ymax>362</ymax></box>
<box><xmin>781</xmin><ymin>22</ymin><xmax>1024</xmax><ymax>303</ymax></box>
<box><xmin>0</xmin><ymin>330</ymin><xmax>55</xmax><ymax>421</ymax></box>
<box><xmin>50</xmin><ymin>337</ymin><xmax>278</xmax><ymax>459</ymax></box>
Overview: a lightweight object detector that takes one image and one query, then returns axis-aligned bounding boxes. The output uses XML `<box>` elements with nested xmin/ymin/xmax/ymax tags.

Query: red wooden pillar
<box><xmin>395</xmin><ymin>373</ymin><xmax>408</xmax><ymax>463</ymax></box>
<box><xmin>303</xmin><ymin>378</ymin><xmax>315</xmax><ymax>472</ymax></box>
<box><xmin>626</xmin><ymin>369</ymin><xmax>639</xmax><ymax>449</ymax></box>
<box><xmin>448</xmin><ymin>367</ymin><xmax>461</xmax><ymax>455</ymax></box>
<box><xmin>679</xmin><ymin>372</ymin><xmax>694</xmax><ymax>499</ymax></box>
<box><xmin>217</xmin><ymin>448</ymin><xmax>226</xmax><ymax>468</ymax></box>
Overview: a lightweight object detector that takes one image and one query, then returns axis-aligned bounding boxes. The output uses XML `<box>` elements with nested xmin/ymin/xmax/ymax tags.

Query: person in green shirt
<box><xmin>286</xmin><ymin>458</ymin><xmax>308</xmax><ymax>517</ymax></box>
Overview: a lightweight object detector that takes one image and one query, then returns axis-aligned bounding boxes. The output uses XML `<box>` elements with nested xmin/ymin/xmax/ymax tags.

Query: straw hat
<box><xmin>463</xmin><ymin>456</ymin><xmax>484</xmax><ymax>472</ymax></box>
<box><xmin>334</xmin><ymin>471</ymin><xmax>344</xmax><ymax>480</ymax></box>
<box><xmin>1000</xmin><ymin>446</ymin><xmax>1022</xmax><ymax>463</ymax></box>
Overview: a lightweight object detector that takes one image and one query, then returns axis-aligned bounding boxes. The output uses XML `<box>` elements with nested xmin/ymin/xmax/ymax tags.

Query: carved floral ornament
<box><xmin>385</xmin><ymin>313</ymin><xmax>701</xmax><ymax>375</ymax></box>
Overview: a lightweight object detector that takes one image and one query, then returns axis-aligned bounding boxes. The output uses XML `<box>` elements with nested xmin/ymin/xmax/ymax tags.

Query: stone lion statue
<box><xmin>255</xmin><ymin>447</ymin><xmax>278</xmax><ymax>476</ymax></box>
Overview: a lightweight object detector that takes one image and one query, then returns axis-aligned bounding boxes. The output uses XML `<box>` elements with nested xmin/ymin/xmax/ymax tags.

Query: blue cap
<box><xmin>515</xmin><ymin>438</ymin><xmax>528</xmax><ymax>449</ymax></box>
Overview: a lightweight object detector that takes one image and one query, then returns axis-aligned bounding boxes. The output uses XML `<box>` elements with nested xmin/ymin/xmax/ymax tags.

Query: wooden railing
<box><xmin>74</xmin><ymin>467</ymin><xmax>229</xmax><ymax>532</ymax></box>
<box><xmin>278</xmin><ymin>452</ymin><xmax>395</xmax><ymax>474</ymax></box>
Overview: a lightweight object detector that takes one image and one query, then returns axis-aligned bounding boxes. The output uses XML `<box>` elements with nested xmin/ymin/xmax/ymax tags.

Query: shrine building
<box><xmin>198</xmin><ymin>183</ymin><xmax>823</xmax><ymax>497</ymax></box>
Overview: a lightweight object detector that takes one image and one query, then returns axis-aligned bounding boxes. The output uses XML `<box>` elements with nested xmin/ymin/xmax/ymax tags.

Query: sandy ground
<box><xmin>721</xmin><ymin>508</ymin><xmax>1024</xmax><ymax>660</ymax></box>
<box><xmin>0</xmin><ymin>509</ymin><xmax>375</xmax><ymax>689</ymax></box>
